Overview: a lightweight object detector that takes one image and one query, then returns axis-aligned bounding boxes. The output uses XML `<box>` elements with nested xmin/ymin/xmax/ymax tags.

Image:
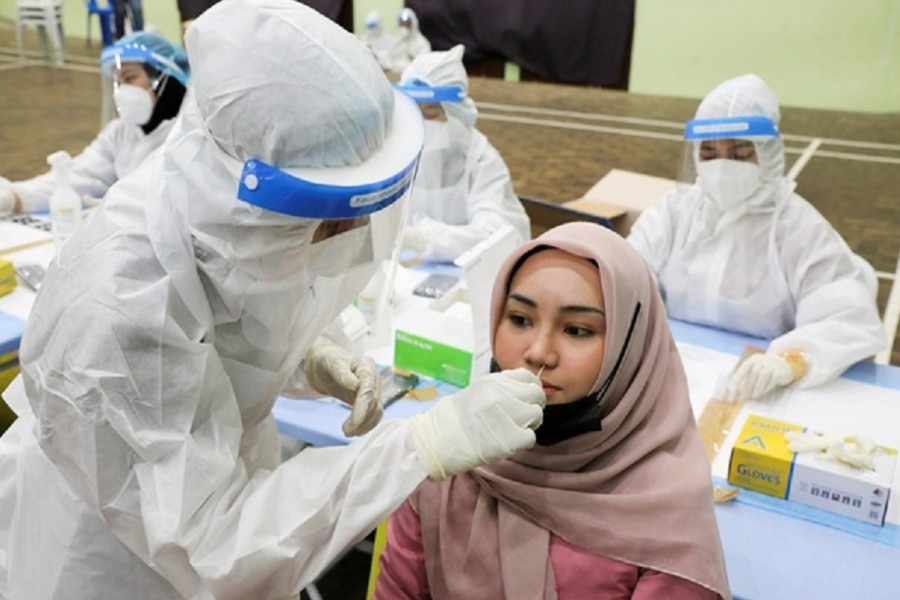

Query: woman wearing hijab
<box><xmin>0</xmin><ymin>31</ymin><xmax>190</xmax><ymax>216</ymax></box>
<box><xmin>628</xmin><ymin>74</ymin><xmax>885</xmax><ymax>402</ymax></box>
<box><xmin>373</xmin><ymin>222</ymin><xmax>730</xmax><ymax>599</ymax></box>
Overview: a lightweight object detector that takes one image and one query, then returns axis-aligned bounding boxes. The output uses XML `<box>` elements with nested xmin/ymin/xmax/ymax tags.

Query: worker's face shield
<box><xmin>101</xmin><ymin>43</ymin><xmax>188</xmax><ymax>126</ymax></box>
<box><xmin>235</xmin><ymin>89</ymin><xmax>424</xmax><ymax>271</ymax></box>
<box><xmin>365</xmin><ymin>14</ymin><xmax>381</xmax><ymax>31</ymax></box>
<box><xmin>677</xmin><ymin>115</ymin><xmax>779</xmax><ymax>188</ymax></box>
<box><xmin>677</xmin><ymin>115</ymin><xmax>780</xmax><ymax>209</ymax></box>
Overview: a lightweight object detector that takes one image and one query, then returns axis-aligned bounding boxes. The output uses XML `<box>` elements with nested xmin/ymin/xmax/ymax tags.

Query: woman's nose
<box><xmin>524</xmin><ymin>331</ymin><xmax>557</xmax><ymax>369</ymax></box>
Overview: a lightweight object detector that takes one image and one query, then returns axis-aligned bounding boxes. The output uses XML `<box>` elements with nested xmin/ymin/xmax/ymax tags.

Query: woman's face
<box><xmin>494</xmin><ymin>249</ymin><xmax>607</xmax><ymax>405</ymax></box>
<box><xmin>698</xmin><ymin>138</ymin><xmax>758</xmax><ymax>163</ymax></box>
<box><xmin>116</xmin><ymin>63</ymin><xmax>153</xmax><ymax>91</ymax></box>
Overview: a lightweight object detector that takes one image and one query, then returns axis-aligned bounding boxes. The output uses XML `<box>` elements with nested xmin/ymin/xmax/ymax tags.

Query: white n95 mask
<box><xmin>696</xmin><ymin>159</ymin><xmax>761</xmax><ymax>210</ymax></box>
<box><xmin>114</xmin><ymin>83</ymin><xmax>155</xmax><ymax>126</ymax></box>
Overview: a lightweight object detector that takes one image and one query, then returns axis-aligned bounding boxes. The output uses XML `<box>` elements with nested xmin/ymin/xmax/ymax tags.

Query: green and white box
<box><xmin>393</xmin><ymin>288</ymin><xmax>478</xmax><ymax>388</ymax></box>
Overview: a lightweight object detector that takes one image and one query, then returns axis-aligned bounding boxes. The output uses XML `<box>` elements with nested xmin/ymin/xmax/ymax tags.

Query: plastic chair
<box><xmin>364</xmin><ymin>520</ymin><xmax>389</xmax><ymax>600</ymax></box>
<box><xmin>15</xmin><ymin>0</ymin><xmax>66</xmax><ymax>66</ymax></box>
<box><xmin>875</xmin><ymin>249</ymin><xmax>900</xmax><ymax>365</ymax></box>
<box><xmin>85</xmin><ymin>0</ymin><xmax>115</xmax><ymax>48</ymax></box>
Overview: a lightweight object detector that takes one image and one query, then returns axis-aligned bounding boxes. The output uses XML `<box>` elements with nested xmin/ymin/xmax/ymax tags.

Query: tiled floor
<box><xmin>1</xmin><ymin>23</ymin><xmax>899</xmax><ymax>599</ymax></box>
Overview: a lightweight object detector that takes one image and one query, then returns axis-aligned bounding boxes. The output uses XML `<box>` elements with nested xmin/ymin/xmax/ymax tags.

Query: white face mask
<box><xmin>423</xmin><ymin>120</ymin><xmax>451</xmax><ymax>155</ymax></box>
<box><xmin>303</xmin><ymin>223</ymin><xmax>375</xmax><ymax>278</ymax></box>
<box><xmin>696</xmin><ymin>159</ymin><xmax>761</xmax><ymax>210</ymax></box>
<box><xmin>114</xmin><ymin>83</ymin><xmax>155</xmax><ymax>126</ymax></box>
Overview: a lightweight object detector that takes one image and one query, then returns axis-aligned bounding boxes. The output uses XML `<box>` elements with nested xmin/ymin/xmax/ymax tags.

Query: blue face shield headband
<box><xmin>100</xmin><ymin>43</ymin><xmax>190</xmax><ymax>87</ymax></box>
<box><xmin>393</xmin><ymin>82</ymin><xmax>465</xmax><ymax>104</ymax></box>
<box><xmin>237</xmin><ymin>156</ymin><xmax>418</xmax><ymax>220</ymax></box>
<box><xmin>684</xmin><ymin>117</ymin><xmax>780</xmax><ymax>141</ymax></box>
<box><xmin>235</xmin><ymin>90</ymin><xmax>425</xmax><ymax>220</ymax></box>
<box><xmin>684</xmin><ymin>116</ymin><xmax>779</xmax><ymax>141</ymax></box>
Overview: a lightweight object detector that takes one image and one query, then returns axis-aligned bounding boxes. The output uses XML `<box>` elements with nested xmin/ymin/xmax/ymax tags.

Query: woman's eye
<box><xmin>507</xmin><ymin>313</ymin><xmax>530</xmax><ymax>327</ymax></box>
<box><xmin>565</xmin><ymin>325</ymin><xmax>594</xmax><ymax>338</ymax></box>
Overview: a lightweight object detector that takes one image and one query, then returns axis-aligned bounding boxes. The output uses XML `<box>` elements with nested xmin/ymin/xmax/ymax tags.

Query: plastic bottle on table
<box><xmin>46</xmin><ymin>150</ymin><xmax>83</xmax><ymax>251</ymax></box>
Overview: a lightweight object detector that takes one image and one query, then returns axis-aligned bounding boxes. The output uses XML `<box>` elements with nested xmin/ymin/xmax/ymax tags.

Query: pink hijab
<box><xmin>411</xmin><ymin>222</ymin><xmax>730</xmax><ymax>599</ymax></box>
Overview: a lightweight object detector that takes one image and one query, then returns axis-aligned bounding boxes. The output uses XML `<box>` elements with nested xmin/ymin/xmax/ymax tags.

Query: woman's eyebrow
<box><xmin>509</xmin><ymin>293</ymin><xmax>605</xmax><ymax>316</ymax></box>
<box><xmin>508</xmin><ymin>293</ymin><xmax>537</xmax><ymax>308</ymax></box>
<box><xmin>560</xmin><ymin>304</ymin><xmax>605</xmax><ymax>317</ymax></box>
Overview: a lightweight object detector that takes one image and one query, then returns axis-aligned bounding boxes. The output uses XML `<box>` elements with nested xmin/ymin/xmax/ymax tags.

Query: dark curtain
<box><xmin>406</xmin><ymin>0</ymin><xmax>635</xmax><ymax>89</ymax></box>
<box><xmin>177</xmin><ymin>0</ymin><xmax>352</xmax><ymax>31</ymax></box>
<box><xmin>300</xmin><ymin>0</ymin><xmax>342</xmax><ymax>21</ymax></box>
<box><xmin>177</xmin><ymin>0</ymin><xmax>220</xmax><ymax>21</ymax></box>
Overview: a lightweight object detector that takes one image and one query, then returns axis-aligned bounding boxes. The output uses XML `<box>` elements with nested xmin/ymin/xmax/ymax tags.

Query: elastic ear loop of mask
<box><xmin>592</xmin><ymin>302</ymin><xmax>642</xmax><ymax>404</ymax></box>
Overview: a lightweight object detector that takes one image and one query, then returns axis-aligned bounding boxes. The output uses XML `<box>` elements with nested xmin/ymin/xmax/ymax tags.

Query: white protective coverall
<box><xmin>1</xmin><ymin>31</ymin><xmax>189</xmax><ymax>215</ymax></box>
<box><xmin>385</xmin><ymin>8</ymin><xmax>432</xmax><ymax>74</ymax></box>
<box><xmin>360</xmin><ymin>10</ymin><xmax>393</xmax><ymax>70</ymax></box>
<box><xmin>0</xmin><ymin>2</ymin><xmax>545</xmax><ymax>599</ymax></box>
<box><xmin>7</xmin><ymin>118</ymin><xmax>174</xmax><ymax>212</ymax></box>
<box><xmin>400</xmin><ymin>45</ymin><xmax>531</xmax><ymax>262</ymax></box>
<box><xmin>628</xmin><ymin>74</ymin><xmax>886</xmax><ymax>387</ymax></box>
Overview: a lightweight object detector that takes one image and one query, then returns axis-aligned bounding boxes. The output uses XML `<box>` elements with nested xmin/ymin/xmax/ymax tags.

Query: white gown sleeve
<box><xmin>420</xmin><ymin>134</ymin><xmax>530</xmax><ymax>262</ymax></box>
<box><xmin>21</xmin><ymin>207</ymin><xmax>428</xmax><ymax>599</ymax></box>
<box><xmin>627</xmin><ymin>192</ymin><xmax>678</xmax><ymax>282</ymax></box>
<box><xmin>767</xmin><ymin>201</ymin><xmax>887</xmax><ymax>386</ymax></box>
<box><xmin>11</xmin><ymin>120</ymin><xmax>128</xmax><ymax>213</ymax></box>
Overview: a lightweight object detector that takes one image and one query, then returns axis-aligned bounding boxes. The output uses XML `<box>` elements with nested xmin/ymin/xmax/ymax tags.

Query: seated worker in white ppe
<box><xmin>0</xmin><ymin>31</ymin><xmax>189</xmax><ymax>216</ymax></box>
<box><xmin>396</xmin><ymin>45</ymin><xmax>531</xmax><ymax>262</ymax></box>
<box><xmin>360</xmin><ymin>9</ymin><xmax>393</xmax><ymax>70</ymax></box>
<box><xmin>0</xmin><ymin>2</ymin><xmax>545</xmax><ymax>599</ymax></box>
<box><xmin>385</xmin><ymin>7</ymin><xmax>431</xmax><ymax>74</ymax></box>
<box><xmin>628</xmin><ymin>74</ymin><xmax>886</xmax><ymax>402</ymax></box>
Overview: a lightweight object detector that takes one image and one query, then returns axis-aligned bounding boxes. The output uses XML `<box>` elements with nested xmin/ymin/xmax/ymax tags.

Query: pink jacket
<box><xmin>374</xmin><ymin>499</ymin><xmax>719</xmax><ymax>600</ymax></box>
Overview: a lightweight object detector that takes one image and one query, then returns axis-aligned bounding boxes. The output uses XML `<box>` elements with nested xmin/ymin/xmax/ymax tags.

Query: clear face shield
<box><xmin>394</xmin><ymin>81</ymin><xmax>466</xmax><ymax>170</ymax></box>
<box><xmin>233</xmin><ymin>90</ymin><xmax>425</xmax><ymax>342</ymax></box>
<box><xmin>365</xmin><ymin>13</ymin><xmax>381</xmax><ymax>32</ymax></box>
<box><xmin>677</xmin><ymin>115</ymin><xmax>780</xmax><ymax>208</ymax></box>
<box><xmin>100</xmin><ymin>43</ymin><xmax>189</xmax><ymax>127</ymax></box>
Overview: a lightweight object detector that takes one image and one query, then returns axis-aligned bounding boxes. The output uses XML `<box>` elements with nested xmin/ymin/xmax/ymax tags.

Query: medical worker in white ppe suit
<box><xmin>0</xmin><ymin>31</ymin><xmax>190</xmax><ymax>216</ymax></box>
<box><xmin>385</xmin><ymin>7</ymin><xmax>431</xmax><ymax>74</ymax></box>
<box><xmin>397</xmin><ymin>44</ymin><xmax>531</xmax><ymax>262</ymax></box>
<box><xmin>0</xmin><ymin>2</ymin><xmax>545</xmax><ymax>599</ymax></box>
<box><xmin>628</xmin><ymin>74</ymin><xmax>886</xmax><ymax>402</ymax></box>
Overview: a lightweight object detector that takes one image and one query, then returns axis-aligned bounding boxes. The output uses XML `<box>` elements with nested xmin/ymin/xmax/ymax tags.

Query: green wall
<box><xmin>5</xmin><ymin>0</ymin><xmax>897</xmax><ymax>112</ymax></box>
<box><xmin>353</xmin><ymin>0</ymin><xmax>403</xmax><ymax>35</ymax></box>
<box><xmin>1</xmin><ymin>1</ymin><xmax>399</xmax><ymax>52</ymax></box>
<box><xmin>630</xmin><ymin>0</ymin><xmax>900</xmax><ymax>113</ymax></box>
<box><xmin>0</xmin><ymin>1</ymin><xmax>184</xmax><ymax>48</ymax></box>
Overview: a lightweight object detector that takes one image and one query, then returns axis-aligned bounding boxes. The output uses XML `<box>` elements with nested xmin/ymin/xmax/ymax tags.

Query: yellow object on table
<box><xmin>0</xmin><ymin>258</ymin><xmax>17</xmax><ymax>297</ymax></box>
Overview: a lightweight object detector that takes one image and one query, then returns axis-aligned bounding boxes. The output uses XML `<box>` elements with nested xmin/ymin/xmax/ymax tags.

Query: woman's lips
<box><xmin>541</xmin><ymin>381</ymin><xmax>561</xmax><ymax>394</ymax></box>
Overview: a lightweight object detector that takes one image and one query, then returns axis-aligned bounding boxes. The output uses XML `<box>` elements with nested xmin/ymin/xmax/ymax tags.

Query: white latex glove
<box><xmin>304</xmin><ymin>343</ymin><xmax>382</xmax><ymax>437</ymax></box>
<box><xmin>402</xmin><ymin>222</ymin><xmax>430</xmax><ymax>256</ymax></box>
<box><xmin>408</xmin><ymin>368</ymin><xmax>546</xmax><ymax>480</ymax></box>
<box><xmin>726</xmin><ymin>353</ymin><xmax>793</xmax><ymax>401</ymax></box>
<box><xmin>82</xmin><ymin>195</ymin><xmax>103</xmax><ymax>208</ymax></box>
<box><xmin>0</xmin><ymin>179</ymin><xmax>15</xmax><ymax>217</ymax></box>
<box><xmin>785</xmin><ymin>430</ymin><xmax>877</xmax><ymax>471</ymax></box>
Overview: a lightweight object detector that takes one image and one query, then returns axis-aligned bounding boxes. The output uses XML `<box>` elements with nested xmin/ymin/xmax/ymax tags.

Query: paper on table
<box><xmin>0</xmin><ymin>222</ymin><xmax>53</xmax><ymax>256</ymax></box>
<box><xmin>676</xmin><ymin>340</ymin><xmax>742</xmax><ymax>418</ymax></box>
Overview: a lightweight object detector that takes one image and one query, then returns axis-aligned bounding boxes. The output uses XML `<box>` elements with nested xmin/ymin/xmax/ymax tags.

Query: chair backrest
<box><xmin>17</xmin><ymin>0</ymin><xmax>63</xmax><ymax>8</ymax></box>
